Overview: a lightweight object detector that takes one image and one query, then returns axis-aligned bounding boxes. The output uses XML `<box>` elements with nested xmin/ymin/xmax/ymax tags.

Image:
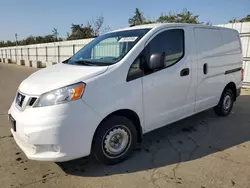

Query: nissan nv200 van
<box><xmin>8</xmin><ymin>23</ymin><xmax>243</xmax><ymax>165</ymax></box>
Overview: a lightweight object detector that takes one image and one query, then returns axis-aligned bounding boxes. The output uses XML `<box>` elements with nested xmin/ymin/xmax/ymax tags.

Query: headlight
<box><xmin>34</xmin><ymin>82</ymin><xmax>85</xmax><ymax>107</ymax></box>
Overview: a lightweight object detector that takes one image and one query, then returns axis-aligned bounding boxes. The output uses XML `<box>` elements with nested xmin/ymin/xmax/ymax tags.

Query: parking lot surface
<box><xmin>1</xmin><ymin>63</ymin><xmax>250</xmax><ymax>188</ymax></box>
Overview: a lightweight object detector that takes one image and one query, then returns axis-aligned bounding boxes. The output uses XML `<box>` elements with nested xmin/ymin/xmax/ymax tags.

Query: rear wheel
<box><xmin>92</xmin><ymin>116</ymin><xmax>137</xmax><ymax>165</ymax></box>
<box><xmin>214</xmin><ymin>88</ymin><xmax>234</xmax><ymax>116</ymax></box>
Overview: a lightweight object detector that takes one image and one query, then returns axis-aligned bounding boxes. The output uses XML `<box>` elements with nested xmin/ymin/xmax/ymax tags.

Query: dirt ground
<box><xmin>1</xmin><ymin>63</ymin><xmax>250</xmax><ymax>188</ymax></box>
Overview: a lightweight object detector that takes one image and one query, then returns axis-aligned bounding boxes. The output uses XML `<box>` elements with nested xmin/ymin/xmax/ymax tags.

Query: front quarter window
<box><xmin>66</xmin><ymin>29</ymin><xmax>150</xmax><ymax>66</ymax></box>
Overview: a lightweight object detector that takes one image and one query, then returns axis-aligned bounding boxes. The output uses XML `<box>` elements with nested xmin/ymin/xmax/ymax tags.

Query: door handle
<box><xmin>203</xmin><ymin>63</ymin><xmax>208</xmax><ymax>74</ymax></box>
<box><xmin>180</xmin><ymin>68</ymin><xmax>190</xmax><ymax>77</ymax></box>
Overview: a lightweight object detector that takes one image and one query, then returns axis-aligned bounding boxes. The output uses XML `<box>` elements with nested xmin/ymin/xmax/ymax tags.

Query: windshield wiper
<box><xmin>74</xmin><ymin>60</ymin><xmax>97</xmax><ymax>66</ymax></box>
<box><xmin>75</xmin><ymin>60</ymin><xmax>113</xmax><ymax>66</ymax></box>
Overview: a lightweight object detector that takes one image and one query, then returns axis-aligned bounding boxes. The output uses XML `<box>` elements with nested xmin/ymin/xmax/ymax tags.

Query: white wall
<box><xmin>0</xmin><ymin>38</ymin><xmax>94</xmax><ymax>63</ymax></box>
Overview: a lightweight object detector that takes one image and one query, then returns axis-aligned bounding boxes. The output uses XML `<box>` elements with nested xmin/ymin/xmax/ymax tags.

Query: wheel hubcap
<box><xmin>103</xmin><ymin>126</ymin><xmax>130</xmax><ymax>157</ymax></box>
<box><xmin>223</xmin><ymin>95</ymin><xmax>232</xmax><ymax>111</ymax></box>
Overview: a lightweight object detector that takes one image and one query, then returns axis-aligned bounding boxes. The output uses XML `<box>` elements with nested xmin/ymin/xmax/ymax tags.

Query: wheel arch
<box><xmin>224</xmin><ymin>82</ymin><xmax>237</xmax><ymax>101</ymax></box>
<box><xmin>91</xmin><ymin>109</ymin><xmax>143</xmax><ymax>152</ymax></box>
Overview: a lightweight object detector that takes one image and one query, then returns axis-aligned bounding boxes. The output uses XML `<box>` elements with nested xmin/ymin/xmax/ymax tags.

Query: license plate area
<box><xmin>9</xmin><ymin>114</ymin><xmax>16</xmax><ymax>132</ymax></box>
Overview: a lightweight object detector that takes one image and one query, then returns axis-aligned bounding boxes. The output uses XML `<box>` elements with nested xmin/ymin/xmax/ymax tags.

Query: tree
<box><xmin>93</xmin><ymin>16</ymin><xmax>104</xmax><ymax>36</ymax></box>
<box><xmin>157</xmin><ymin>12</ymin><xmax>177</xmax><ymax>23</ymax></box>
<box><xmin>67</xmin><ymin>24</ymin><xmax>95</xmax><ymax>40</ymax></box>
<box><xmin>0</xmin><ymin>41</ymin><xmax>5</xmax><ymax>47</ymax></box>
<box><xmin>6</xmin><ymin>40</ymin><xmax>13</xmax><ymax>47</ymax></box>
<box><xmin>23</xmin><ymin>36</ymin><xmax>36</xmax><ymax>45</ymax></box>
<box><xmin>66</xmin><ymin>16</ymin><xmax>108</xmax><ymax>40</ymax></box>
<box><xmin>52</xmin><ymin>28</ymin><xmax>59</xmax><ymax>41</ymax></box>
<box><xmin>229</xmin><ymin>14</ymin><xmax>250</xmax><ymax>23</ymax></box>
<box><xmin>128</xmin><ymin>8</ymin><xmax>146</xmax><ymax>26</ymax></box>
<box><xmin>157</xmin><ymin>9</ymin><xmax>200</xmax><ymax>24</ymax></box>
<box><xmin>143</xmin><ymin>20</ymin><xmax>156</xmax><ymax>24</ymax></box>
<box><xmin>229</xmin><ymin>17</ymin><xmax>238</xmax><ymax>23</ymax></box>
<box><xmin>128</xmin><ymin>8</ymin><xmax>209</xmax><ymax>26</ymax></box>
<box><xmin>177</xmin><ymin>9</ymin><xmax>200</xmax><ymax>23</ymax></box>
<box><xmin>101</xmin><ymin>25</ymin><xmax>112</xmax><ymax>34</ymax></box>
<box><xmin>240</xmin><ymin>14</ymin><xmax>250</xmax><ymax>22</ymax></box>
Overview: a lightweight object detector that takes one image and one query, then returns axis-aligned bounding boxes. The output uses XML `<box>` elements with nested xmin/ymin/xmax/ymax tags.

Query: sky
<box><xmin>1</xmin><ymin>0</ymin><xmax>249</xmax><ymax>41</ymax></box>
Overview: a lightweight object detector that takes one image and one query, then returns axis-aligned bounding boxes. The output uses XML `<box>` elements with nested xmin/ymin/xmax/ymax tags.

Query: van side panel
<box><xmin>194</xmin><ymin>28</ymin><xmax>242</xmax><ymax>113</ymax></box>
<box><xmin>221</xmin><ymin>29</ymin><xmax>242</xmax><ymax>90</ymax></box>
<box><xmin>194</xmin><ymin>28</ymin><xmax>226</xmax><ymax>112</ymax></box>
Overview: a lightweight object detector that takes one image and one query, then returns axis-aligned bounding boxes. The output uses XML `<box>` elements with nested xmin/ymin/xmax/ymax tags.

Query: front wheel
<box><xmin>214</xmin><ymin>88</ymin><xmax>234</xmax><ymax>116</ymax></box>
<box><xmin>92</xmin><ymin>116</ymin><xmax>137</xmax><ymax>165</ymax></box>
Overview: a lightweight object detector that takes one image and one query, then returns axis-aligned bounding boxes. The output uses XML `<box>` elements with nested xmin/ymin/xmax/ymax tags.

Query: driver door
<box><xmin>142</xmin><ymin>28</ymin><xmax>191</xmax><ymax>132</ymax></box>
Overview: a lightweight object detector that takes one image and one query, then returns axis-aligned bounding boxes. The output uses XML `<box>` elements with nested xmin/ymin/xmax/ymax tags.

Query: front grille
<box><xmin>29</xmin><ymin>97</ymin><xmax>37</xmax><ymax>106</ymax></box>
<box><xmin>16</xmin><ymin>92</ymin><xmax>25</xmax><ymax>107</ymax></box>
<box><xmin>15</xmin><ymin>92</ymin><xmax>38</xmax><ymax>111</ymax></box>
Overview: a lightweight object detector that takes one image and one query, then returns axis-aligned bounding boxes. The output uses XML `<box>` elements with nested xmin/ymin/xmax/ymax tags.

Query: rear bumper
<box><xmin>8</xmin><ymin>100</ymin><xmax>102</xmax><ymax>162</ymax></box>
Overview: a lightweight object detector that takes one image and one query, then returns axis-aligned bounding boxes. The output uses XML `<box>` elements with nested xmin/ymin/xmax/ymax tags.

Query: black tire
<box><xmin>92</xmin><ymin>115</ymin><xmax>137</xmax><ymax>165</ymax></box>
<box><xmin>214</xmin><ymin>88</ymin><xmax>234</xmax><ymax>116</ymax></box>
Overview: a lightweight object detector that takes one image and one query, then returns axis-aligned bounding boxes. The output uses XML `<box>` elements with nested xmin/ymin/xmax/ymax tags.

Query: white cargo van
<box><xmin>8</xmin><ymin>23</ymin><xmax>243</xmax><ymax>165</ymax></box>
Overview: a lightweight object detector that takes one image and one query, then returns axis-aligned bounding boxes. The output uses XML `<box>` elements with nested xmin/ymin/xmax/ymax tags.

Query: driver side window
<box><xmin>127</xmin><ymin>29</ymin><xmax>185</xmax><ymax>81</ymax></box>
<box><xmin>147</xmin><ymin>29</ymin><xmax>184</xmax><ymax>68</ymax></box>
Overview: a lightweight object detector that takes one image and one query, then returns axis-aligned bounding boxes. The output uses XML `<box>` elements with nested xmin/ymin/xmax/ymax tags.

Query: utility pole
<box><xmin>15</xmin><ymin>33</ymin><xmax>18</xmax><ymax>46</ymax></box>
<box><xmin>15</xmin><ymin>33</ymin><xmax>18</xmax><ymax>62</ymax></box>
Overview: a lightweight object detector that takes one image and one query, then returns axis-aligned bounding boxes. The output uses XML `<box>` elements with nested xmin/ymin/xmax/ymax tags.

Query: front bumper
<box><xmin>8</xmin><ymin>99</ymin><xmax>101</xmax><ymax>162</ymax></box>
<box><xmin>11</xmin><ymin>129</ymin><xmax>69</xmax><ymax>161</ymax></box>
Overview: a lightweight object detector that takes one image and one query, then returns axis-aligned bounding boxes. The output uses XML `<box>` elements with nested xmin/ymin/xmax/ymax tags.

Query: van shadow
<box><xmin>57</xmin><ymin>95</ymin><xmax>250</xmax><ymax>177</ymax></box>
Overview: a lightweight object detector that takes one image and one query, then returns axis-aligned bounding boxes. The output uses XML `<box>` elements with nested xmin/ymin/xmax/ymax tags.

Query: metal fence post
<box><xmin>73</xmin><ymin>44</ymin><xmax>75</xmax><ymax>55</ymax></box>
<box><xmin>21</xmin><ymin>48</ymin><xmax>23</xmax><ymax>60</ymax></box>
<box><xmin>36</xmin><ymin>47</ymin><xmax>38</xmax><ymax>61</ymax></box>
<box><xmin>57</xmin><ymin>45</ymin><xmax>60</xmax><ymax>62</ymax></box>
<box><xmin>15</xmin><ymin>48</ymin><xmax>17</xmax><ymax>62</ymax></box>
<box><xmin>45</xmin><ymin>46</ymin><xmax>48</xmax><ymax>62</ymax></box>
<box><xmin>16</xmin><ymin>47</ymin><xmax>18</xmax><ymax>62</ymax></box>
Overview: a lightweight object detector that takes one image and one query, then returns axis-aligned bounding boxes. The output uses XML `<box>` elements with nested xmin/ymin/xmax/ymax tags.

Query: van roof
<box><xmin>112</xmin><ymin>23</ymin><xmax>237</xmax><ymax>32</ymax></box>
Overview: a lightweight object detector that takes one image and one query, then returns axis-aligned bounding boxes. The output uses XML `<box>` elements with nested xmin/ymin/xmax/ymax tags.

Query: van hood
<box><xmin>19</xmin><ymin>63</ymin><xmax>108</xmax><ymax>95</ymax></box>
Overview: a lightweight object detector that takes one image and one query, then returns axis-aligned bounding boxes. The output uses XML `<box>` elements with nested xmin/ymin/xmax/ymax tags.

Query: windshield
<box><xmin>65</xmin><ymin>29</ymin><xmax>150</xmax><ymax>66</ymax></box>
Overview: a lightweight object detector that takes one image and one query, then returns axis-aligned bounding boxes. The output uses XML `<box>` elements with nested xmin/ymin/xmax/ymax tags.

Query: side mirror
<box><xmin>147</xmin><ymin>52</ymin><xmax>165</xmax><ymax>70</ymax></box>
